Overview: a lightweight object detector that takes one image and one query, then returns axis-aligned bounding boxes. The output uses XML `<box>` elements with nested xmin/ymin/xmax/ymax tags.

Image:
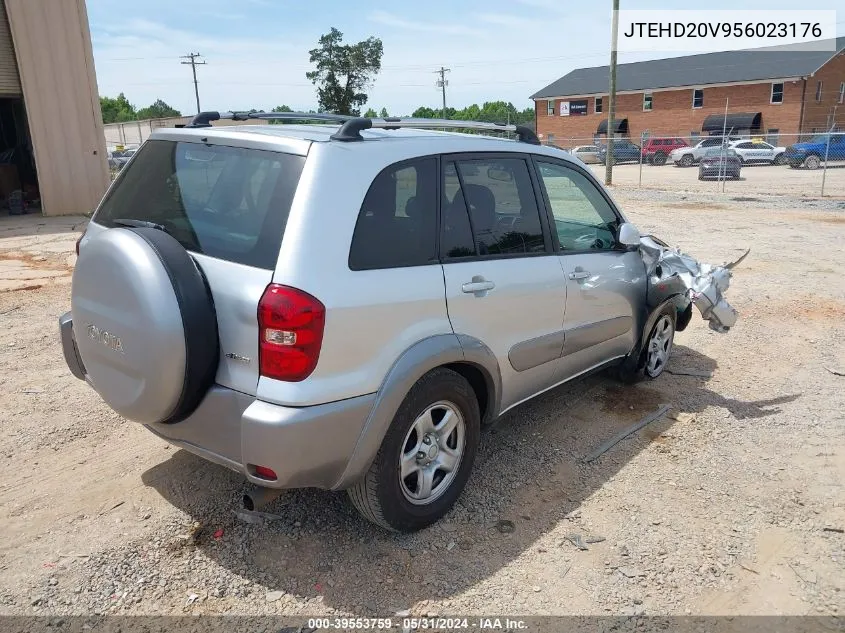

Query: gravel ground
<box><xmin>0</xmin><ymin>186</ymin><xmax>843</xmax><ymax>619</ymax></box>
<box><xmin>589</xmin><ymin>163</ymin><xmax>845</xmax><ymax>198</ymax></box>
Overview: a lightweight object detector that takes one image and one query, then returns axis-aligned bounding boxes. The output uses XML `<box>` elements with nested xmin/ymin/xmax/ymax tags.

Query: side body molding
<box><xmin>332</xmin><ymin>333</ymin><xmax>501</xmax><ymax>490</ymax></box>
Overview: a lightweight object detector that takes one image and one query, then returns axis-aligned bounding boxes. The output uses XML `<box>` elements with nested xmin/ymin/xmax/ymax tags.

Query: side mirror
<box><xmin>617</xmin><ymin>222</ymin><xmax>640</xmax><ymax>247</ymax></box>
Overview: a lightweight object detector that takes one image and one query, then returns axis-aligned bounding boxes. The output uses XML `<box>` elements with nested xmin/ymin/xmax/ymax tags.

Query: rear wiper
<box><xmin>112</xmin><ymin>218</ymin><xmax>167</xmax><ymax>232</ymax></box>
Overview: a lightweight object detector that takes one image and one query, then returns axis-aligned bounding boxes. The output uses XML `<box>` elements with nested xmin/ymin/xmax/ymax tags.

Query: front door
<box><xmin>439</xmin><ymin>155</ymin><xmax>567</xmax><ymax>412</ymax></box>
<box><xmin>532</xmin><ymin>158</ymin><xmax>645</xmax><ymax>382</ymax></box>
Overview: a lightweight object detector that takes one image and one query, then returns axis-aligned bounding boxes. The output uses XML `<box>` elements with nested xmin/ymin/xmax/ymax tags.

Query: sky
<box><xmin>87</xmin><ymin>0</ymin><xmax>843</xmax><ymax>117</ymax></box>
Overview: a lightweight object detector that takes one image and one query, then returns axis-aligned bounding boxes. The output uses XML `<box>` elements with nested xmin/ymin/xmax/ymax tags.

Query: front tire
<box><xmin>773</xmin><ymin>154</ymin><xmax>786</xmax><ymax>166</ymax></box>
<box><xmin>347</xmin><ymin>368</ymin><xmax>481</xmax><ymax>532</ymax></box>
<box><xmin>679</xmin><ymin>154</ymin><xmax>694</xmax><ymax>167</ymax></box>
<box><xmin>614</xmin><ymin>305</ymin><xmax>676</xmax><ymax>383</ymax></box>
<box><xmin>652</xmin><ymin>151</ymin><xmax>667</xmax><ymax>166</ymax></box>
<box><xmin>804</xmin><ymin>154</ymin><xmax>821</xmax><ymax>170</ymax></box>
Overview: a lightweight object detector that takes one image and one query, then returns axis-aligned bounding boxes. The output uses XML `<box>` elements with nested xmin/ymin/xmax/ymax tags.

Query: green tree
<box><xmin>271</xmin><ymin>105</ymin><xmax>293</xmax><ymax>113</ymax></box>
<box><xmin>379</xmin><ymin>107</ymin><xmax>389</xmax><ymax>118</ymax></box>
<box><xmin>99</xmin><ymin>93</ymin><xmax>136</xmax><ymax>124</ymax></box>
<box><xmin>306</xmin><ymin>27</ymin><xmax>383</xmax><ymax>115</ymax></box>
<box><xmin>363</xmin><ymin>107</ymin><xmax>378</xmax><ymax>118</ymax></box>
<box><xmin>136</xmin><ymin>99</ymin><xmax>181</xmax><ymax>120</ymax></box>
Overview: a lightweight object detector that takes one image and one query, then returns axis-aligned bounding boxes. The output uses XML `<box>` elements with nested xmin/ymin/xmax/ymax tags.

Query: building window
<box><xmin>643</xmin><ymin>92</ymin><xmax>653</xmax><ymax>111</ymax></box>
<box><xmin>546</xmin><ymin>100</ymin><xmax>554</xmax><ymax>116</ymax></box>
<box><xmin>692</xmin><ymin>89</ymin><xmax>703</xmax><ymax>108</ymax></box>
<box><xmin>766</xmin><ymin>129</ymin><xmax>780</xmax><ymax>145</ymax></box>
<box><xmin>690</xmin><ymin>131</ymin><xmax>701</xmax><ymax>142</ymax></box>
<box><xmin>546</xmin><ymin>133</ymin><xmax>555</xmax><ymax>147</ymax></box>
<box><xmin>771</xmin><ymin>82</ymin><xmax>784</xmax><ymax>104</ymax></box>
<box><xmin>595</xmin><ymin>97</ymin><xmax>603</xmax><ymax>114</ymax></box>
<box><xmin>816</xmin><ymin>81</ymin><xmax>823</xmax><ymax>102</ymax></box>
<box><xmin>840</xmin><ymin>82</ymin><xmax>845</xmax><ymax>104</ymax></box>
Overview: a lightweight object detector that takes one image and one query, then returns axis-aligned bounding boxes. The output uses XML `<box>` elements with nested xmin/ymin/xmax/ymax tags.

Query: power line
<box><xmin>435</xmin><ymin>67</ymin><xmax>451</xmax><ymax>118</ymax></box>
<box><xmin>180</xmin><ymin>52</ymin><xmax>207</xmax><ymax>113</ymax></box>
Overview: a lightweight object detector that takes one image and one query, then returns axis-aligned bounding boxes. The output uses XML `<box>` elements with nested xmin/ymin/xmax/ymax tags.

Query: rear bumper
<box><xmin>60</xmin><ymin>312</ymin><xmax>376</xmax><ymax>491</ymax></box>
<box><xmin>145</xmin><ymin>388</ymin><xmax>376</xmax><ymax>490</ymax></box>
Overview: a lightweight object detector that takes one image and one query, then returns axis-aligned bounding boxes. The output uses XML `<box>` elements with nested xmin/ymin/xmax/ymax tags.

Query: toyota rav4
<box><xmin>60</xmin><ymin>112</ymin><xmax>741</xmax><ymax>532</ymax></box>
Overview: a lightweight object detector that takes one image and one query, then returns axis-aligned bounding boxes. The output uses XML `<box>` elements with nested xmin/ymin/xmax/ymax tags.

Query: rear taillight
<box><xmin>257</xmin><ymin>284</ymin><xmax>325</xmax><ymax>382</ymax></box>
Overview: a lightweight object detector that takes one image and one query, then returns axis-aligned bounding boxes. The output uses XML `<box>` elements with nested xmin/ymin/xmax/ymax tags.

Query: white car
<box><xmin>668</xmin><ymin>137</ymin><xmax>741</xmax><ymax>167</ymax></box>
<box><xmin>728</xmin><ymin>140</ymin><xmax>787</xmax><ymax>165</ymax></box>
<box><xmin>569</xmin><ymin>145</ymin><xmax>601</xmax><ymax>164</ymax></box>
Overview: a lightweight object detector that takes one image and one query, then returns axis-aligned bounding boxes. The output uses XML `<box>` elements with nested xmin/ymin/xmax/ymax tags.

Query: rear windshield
<box><xmin>94</xmin><ymin>140</ymin><xmax>305</xmax><ymax>269</ymax></box>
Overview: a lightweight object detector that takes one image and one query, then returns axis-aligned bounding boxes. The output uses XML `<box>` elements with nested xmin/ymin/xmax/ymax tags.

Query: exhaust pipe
<box><xmin>243</xmin><ymin>486</ymin><xmax>283</xmax><ymax>512</ymax></box>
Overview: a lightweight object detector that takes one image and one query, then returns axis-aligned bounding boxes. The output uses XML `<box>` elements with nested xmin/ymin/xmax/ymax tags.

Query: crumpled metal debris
<box><xmin>640</xmin><ymin>236</ymin><xmax>749</xmax><ymax>333</ymax></box>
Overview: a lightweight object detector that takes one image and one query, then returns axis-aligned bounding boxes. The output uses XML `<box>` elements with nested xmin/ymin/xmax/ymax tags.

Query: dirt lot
<box><xmin>587</xmin><ymin>163</ymin><xmax>845</xmax><ymax>198</ymax></box>
<box><xmin>0</xmin><ymin>183</ymin><xmax>844</xmax><ymax>620</ymax></box>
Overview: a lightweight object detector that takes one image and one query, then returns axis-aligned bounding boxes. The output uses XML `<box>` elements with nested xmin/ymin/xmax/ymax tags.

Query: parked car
<box><xmin>727</xmin><ymin>140</ymin><xmax>786</xmax><ymax>165</ymax></box>
<box><xmin>784</xmin><ymin>132</ymin><xmax>845</xmax><ymax>169</ymax></box>
<box><xmin>641</xmin><ymin>137</ymin><xmax>688</xmax><ymax>166</ymax></box>
<box><xmin>108</xmin><ymin>148</ymin><xmax>137</xmax><ymax>171</ymax></box>
<box><xmin>569</xmin><ymin>145</ymin><xmax>601</xmax><ymax>164</ymax></box>
<box><xmin>669</xmin><ymin>136</ymin><xmax>742</xmax><ymax>167</ymax></box>
<box><xmin>60</xmin><ymin>112</ymin><xmax>739</xmax><ymax>532</ymax></box>
<box><xmin>597</xmin><ymin>140</ymin><xmax>641</xmax><ymax>165</ymax></box>
<box><xmin>698</xmin><ymin>147</ymin><xmax>742</xmax><ymax>180</ymax></box>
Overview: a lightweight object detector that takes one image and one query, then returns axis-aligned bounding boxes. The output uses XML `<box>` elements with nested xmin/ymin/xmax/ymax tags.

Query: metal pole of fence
<box><xmin>719</xmin><ymin>98</ymin><xmax>728</xmax><ymax>192</ymax></box>
<box><xmin>820</xmin><ymin>109</ymin><xmax>837</xmax><ymax>197</ymax></box>
<box><xmin>638</xmin><ymin>131</ymin><xmax>644</xmax><ymax>188</ymax></box>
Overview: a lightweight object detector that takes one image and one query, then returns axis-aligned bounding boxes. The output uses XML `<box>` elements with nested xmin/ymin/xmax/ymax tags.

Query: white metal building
<box><xmin>0</xmin><ymin>0</ymin><xmax>109</xmax><ymax>216</ymax></box>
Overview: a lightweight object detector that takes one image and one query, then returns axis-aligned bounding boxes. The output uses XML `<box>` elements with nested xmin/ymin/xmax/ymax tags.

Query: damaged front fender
<box><xmin>639</xmin><ymin>235</ymin><xmax>748</xmax><ymax>333</ymax></box>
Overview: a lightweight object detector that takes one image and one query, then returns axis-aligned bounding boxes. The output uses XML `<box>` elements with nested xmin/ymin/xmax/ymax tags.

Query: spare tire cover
<box><xmin>71</xmin><ymin>227</ymin><xmax>219</xmax><ymax>424</ymax></box>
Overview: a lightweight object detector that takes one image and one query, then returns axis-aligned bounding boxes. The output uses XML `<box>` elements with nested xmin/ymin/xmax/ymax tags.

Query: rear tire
<box><xmin>347</xmin><ymin>368</ymin><xmax>481</xmax><ymax>532</ymax></box>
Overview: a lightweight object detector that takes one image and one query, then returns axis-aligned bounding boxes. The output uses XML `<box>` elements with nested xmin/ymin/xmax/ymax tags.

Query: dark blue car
<box><xmin>597</xmin><ymin>140</ymin><xmax>641</xmax><ymax>165</ymax></box>
<box><xmin>784</xmin><ymin>133</ymin><xmax>845</xmax><ymax>170</ymax></box>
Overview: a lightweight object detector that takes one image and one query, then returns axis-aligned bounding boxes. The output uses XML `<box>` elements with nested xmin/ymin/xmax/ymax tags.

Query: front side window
<box><xmin>595</xmin><ymin>97</ymin><xmax>603</xmax><ymax>113</ymax></box>
<box><xmin>643</xmin><ymin>92</ymin><xmax>653</xmax><ymax>111</ymax></box>
<box><xmin>535</xmin><ymin>161</ymin><xmax>620</xmax><ymax>252</ymax></box>
<box><xmin>441</xmin><ymin>158</ymin><xmax>546</xmax><ymax>259</ymax></box>
<box><xmin>546</xmin><ymin>100</ymin><xmax>555</xmax><ymax>116</ymax></box>
<box><xmin>94</xmin><ymin>140</ymin><xmax>305</xmax><ymax>269</ymax></box>
<box><xmin>348</xmin><ymin>158</ymin><xmax>438</xmax><ymax>270</ymax></box>
<box><xmin>692</xmin><ymin>89</ymin><xmax>704</xmax><ymax>108</ymax></box>
<box><xmin>771</xmin><ymin>82</ymin><xmax>784</xmax><ymax>104</ymax></box>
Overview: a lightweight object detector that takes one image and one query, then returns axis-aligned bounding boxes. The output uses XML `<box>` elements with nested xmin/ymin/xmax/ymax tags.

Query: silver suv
<box><xmin>60</xmin><ymin>112</ymin><xmax>740</xmax><ymax>532</ymax></box>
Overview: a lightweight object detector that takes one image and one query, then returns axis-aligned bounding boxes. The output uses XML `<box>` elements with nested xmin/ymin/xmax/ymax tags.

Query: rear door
<box><xmin>91</xmin><ymin>139</ymin><xmax>306</xmax><ymax>396</ymax></box>
<box><xmin>532</xmin><ymin>158</ymin><xmax>644</xmax><ymax>381</ymax></box>
<box><xmin>439</xmin><ymin>154</ymin><xmax>567</xmax><ymax>412</ymax></box>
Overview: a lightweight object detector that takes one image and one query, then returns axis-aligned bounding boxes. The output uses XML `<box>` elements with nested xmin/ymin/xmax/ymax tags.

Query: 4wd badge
<box><xmin>87</xmin><ymin>323</ymin><xmax>124</xmax><ymax>353</ymax></box>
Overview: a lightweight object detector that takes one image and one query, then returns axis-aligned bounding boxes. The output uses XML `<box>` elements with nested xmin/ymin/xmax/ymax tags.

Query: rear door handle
<box><xmin>462</xmin><ymin>278</ymin><xmax>495</xmax><ymax>295</ymax></box>
<box><xmin>568</xmin><ymin>271</ymin><xmax>590</xmax><ymax>280</ymax></box>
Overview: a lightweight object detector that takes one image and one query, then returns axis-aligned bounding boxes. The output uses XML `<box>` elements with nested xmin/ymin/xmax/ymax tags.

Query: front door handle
<box><xmin>568</xmin><ymin>270</ymin><xmax>591</xmax><ymax>280</ymax></box>
<box><xmin>462</xmin><ymin>276</ymin><xmax>495</xmax><ymax>295</ymax></box>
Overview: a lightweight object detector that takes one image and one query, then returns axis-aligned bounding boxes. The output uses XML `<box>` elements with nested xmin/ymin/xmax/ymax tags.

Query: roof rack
<box><xmin>182</xmin><ymin>111</ymin><xmax>540</xmax><ymax>144</ymax></box>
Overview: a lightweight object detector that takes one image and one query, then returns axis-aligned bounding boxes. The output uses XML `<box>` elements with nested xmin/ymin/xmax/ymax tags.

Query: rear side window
<box><xmin>95</xmin><ymin>140</ymin><xmax>305</xmax><ymax>269</ymax></box>
<box><xmin>441</xmin><ymin>158</ymin><xmax>546</xmax><ymax>259</ymax></box>
<box><xmin>348</xmin><ymin>158</ymin><xmax>438</xmax><ymax>270</ymax></box>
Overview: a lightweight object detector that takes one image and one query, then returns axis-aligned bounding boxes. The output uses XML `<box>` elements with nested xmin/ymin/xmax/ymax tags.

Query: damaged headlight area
<box><xmin>640</xmin><ymin>236</ymin><xmax>748</xmax><ymax>333</ymax></box>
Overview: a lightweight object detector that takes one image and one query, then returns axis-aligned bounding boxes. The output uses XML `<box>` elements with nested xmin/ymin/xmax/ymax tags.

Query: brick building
<box><xmin>531</xmin><ymin>38</ymin><xmax>845</xmax><ymax>147</ymax></box>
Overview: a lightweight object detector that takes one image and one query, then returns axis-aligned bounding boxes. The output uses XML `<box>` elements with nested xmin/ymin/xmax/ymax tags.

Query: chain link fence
<box><xmin>541</xmin><ymin>131</ymin><xmax>844</xmax><ymax>197</ymax></box>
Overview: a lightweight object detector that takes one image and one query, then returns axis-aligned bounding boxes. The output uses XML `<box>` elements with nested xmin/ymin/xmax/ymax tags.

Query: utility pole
<box><xmin>180</xmin><ymin>52</ymin><xmax>207</xmax><ymax>114</ymax></box>
<box><xmin>435</xmin><ymin>67</ymin><xmax>451</xmax><ymax>119</ymax></box>
<box><xmin>605</xmin><ymin>0</ymin><xmax>619</xmax><ymax>186</ymax></box>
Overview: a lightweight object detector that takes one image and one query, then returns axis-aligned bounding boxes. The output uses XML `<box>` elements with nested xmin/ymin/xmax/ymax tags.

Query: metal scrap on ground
<box><xmin>583</xmin><ymin>404</ymin><xmax>672</xmax><ymax>463</ymax></box>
